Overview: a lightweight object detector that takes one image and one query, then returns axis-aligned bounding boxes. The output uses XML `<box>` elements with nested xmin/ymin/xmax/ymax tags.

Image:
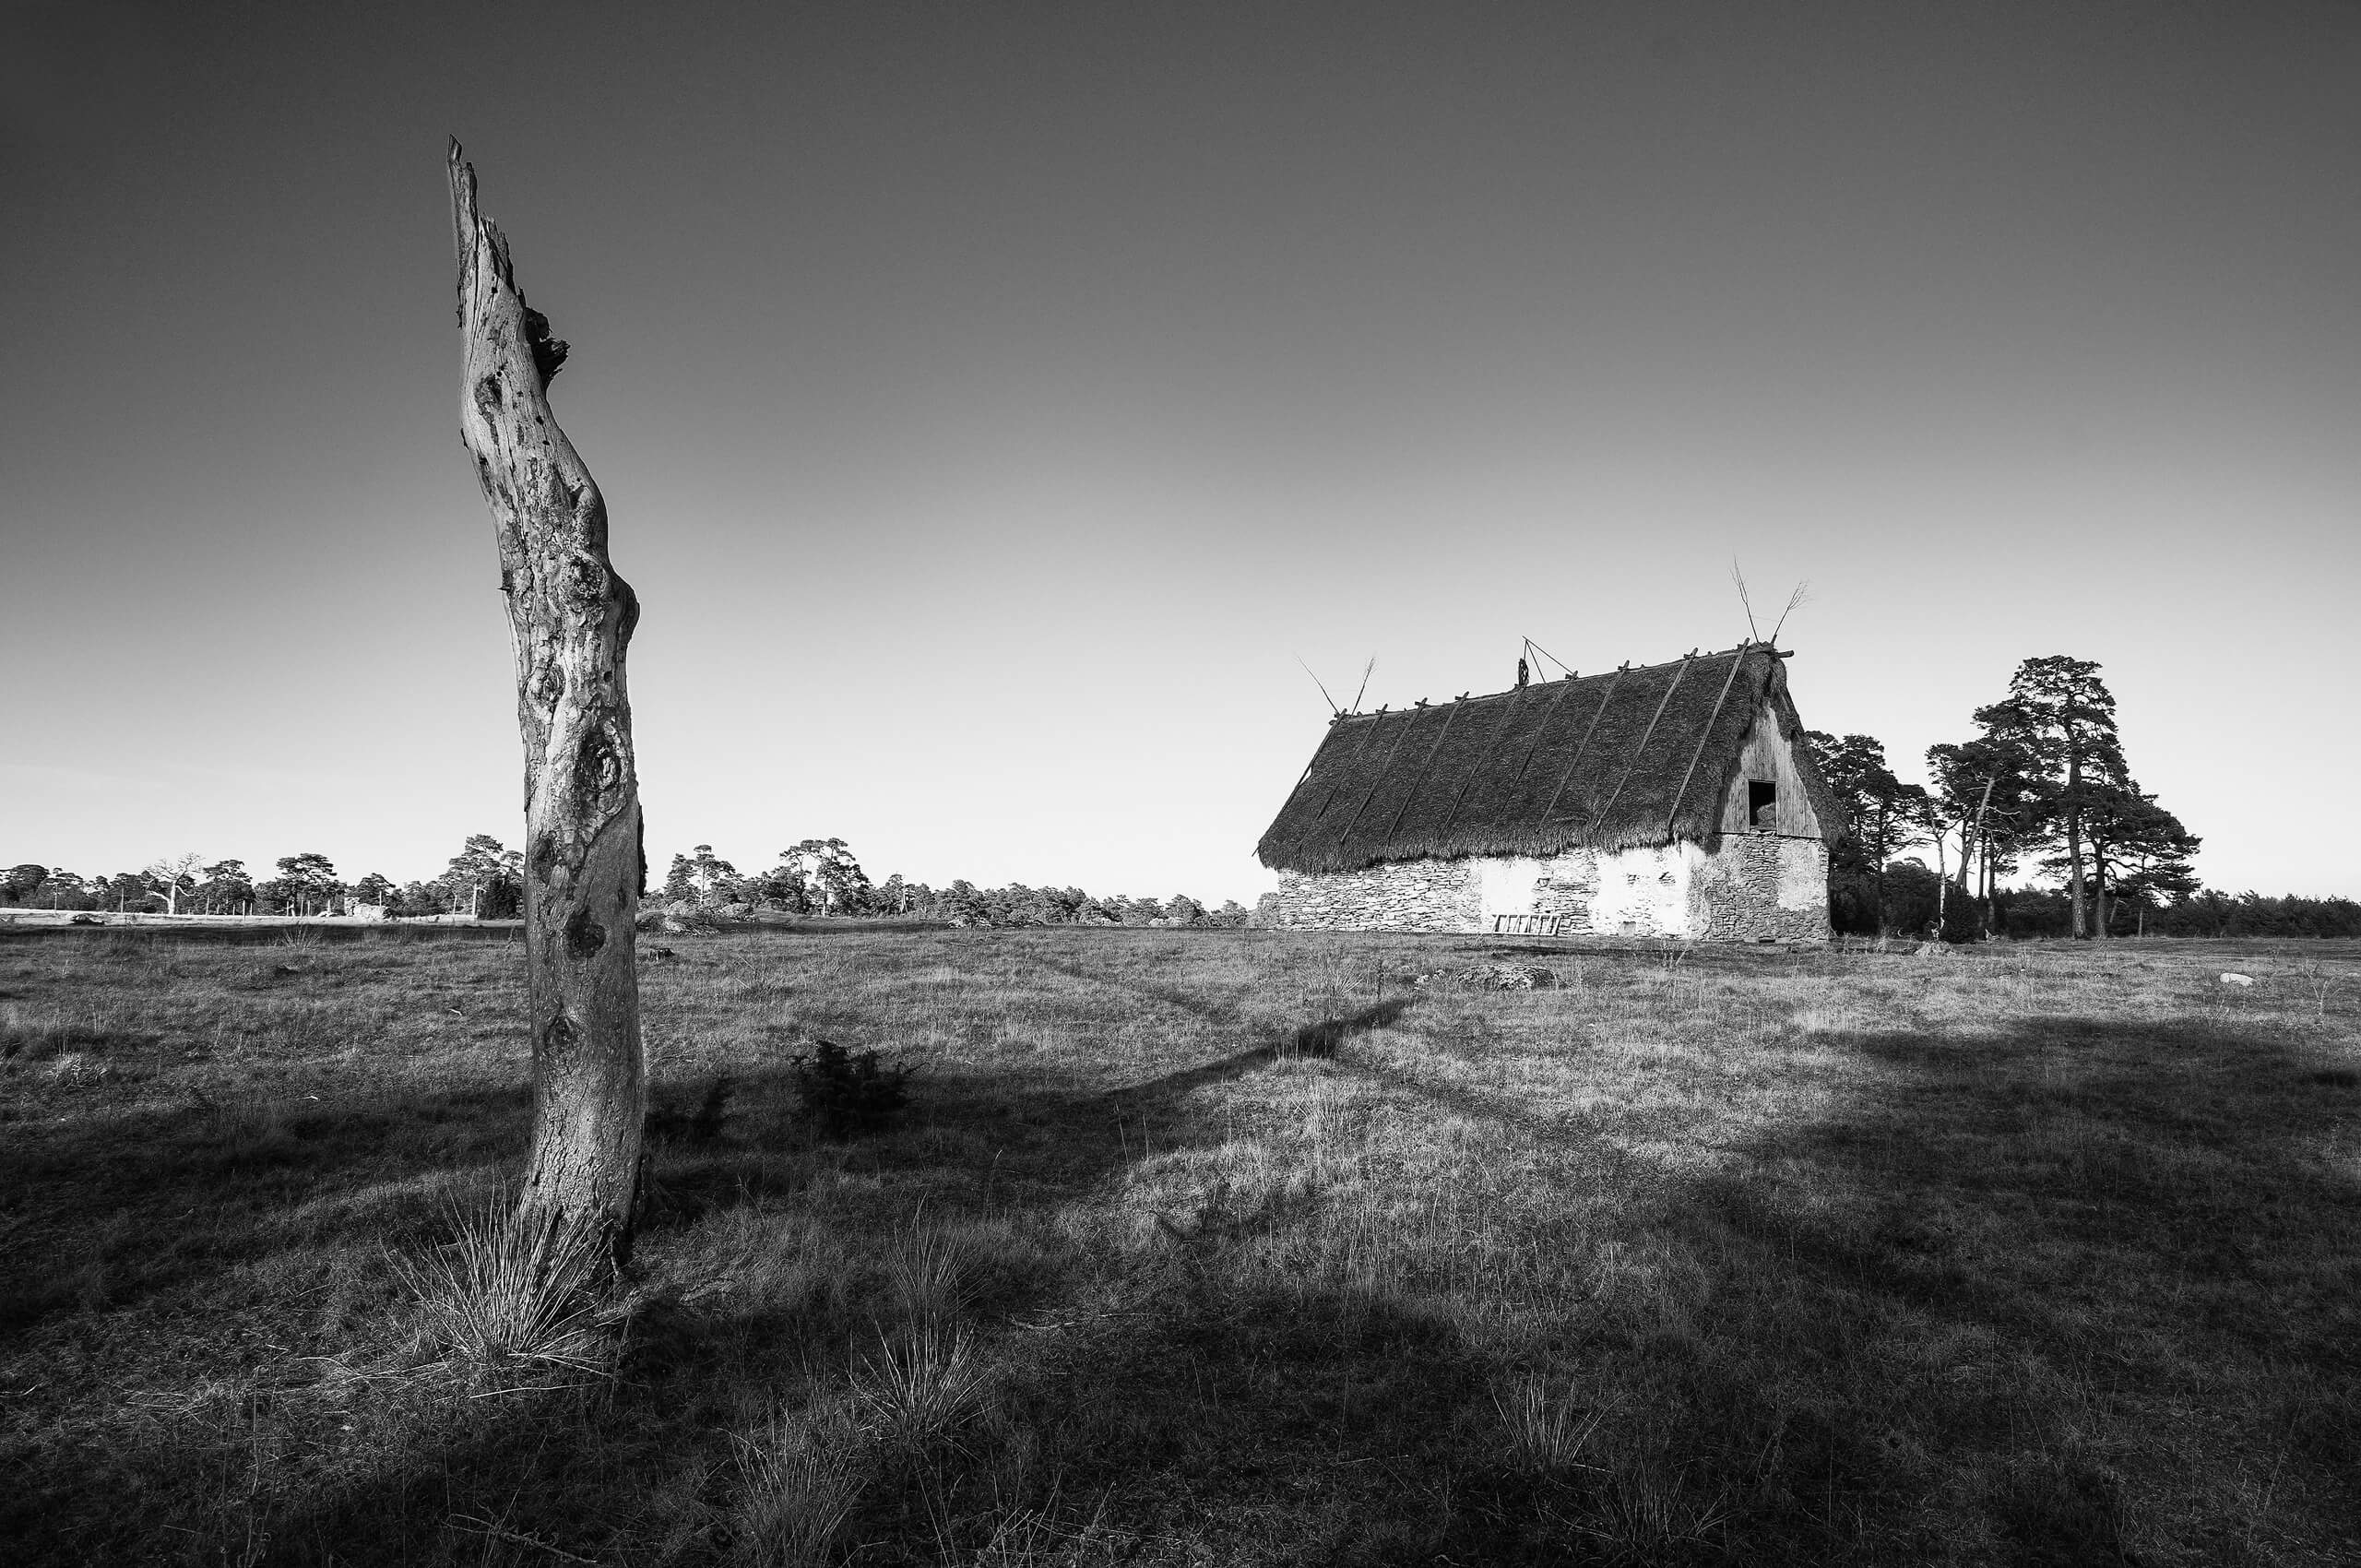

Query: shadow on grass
<box><xmin>8</xmin><ymin>934</ymin><xmax>2360</xmax><ymax>1564</ymax></box>
<box><xmin>0</xmin><ymin>975</ymin><xmax>1447</xmax><ymax>1560</ymax></box>
<box><xmin>1347</xmin><ymin>1010</ymin><xmax>2361</xmax><ymax>1563</ymax></box>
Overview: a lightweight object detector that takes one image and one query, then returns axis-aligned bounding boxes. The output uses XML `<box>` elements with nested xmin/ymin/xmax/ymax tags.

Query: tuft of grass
<box><xmin>848</xmin><ymin>1319</ymin><xmax>991</xmax><ymax>1454</ymax></box>
<box><xmin>969</xmin><ymin>1492</ymin><xmax>1132</xmax><ymax>1566</ymax></box>
<box><xmin>1572</xmin><ymin>1455</ymin><xmax>1733</xmax><ymax>1561</ymax></box>
<box><xmin>0</xmin><ymin>1005</ymin><xmax>155</xmax><ymax>1063</ymax></box>
<box><xmin>389</xmin><ymin>1194</ymin><xmax>617</xmax><ymax>1392</ymax></box>
<box><xmin>1492</xmin><ymin>1373</ymin><xmax>1603</xmax><ymax>1475</ymax></box>
<box><xmin>218</xmin><ymin>1098</ymin><xmax>302</xmax><ymax>1170</ymax></box>
<box><xmin>731</xmin><ymin>1409</ymin><xmax>864</xmax><ymax>1567</ymax></box>
<box><xmin>887</xmin><ymin>1214</ymin><xmax>978</xmax><ymax>1325</ymax></box>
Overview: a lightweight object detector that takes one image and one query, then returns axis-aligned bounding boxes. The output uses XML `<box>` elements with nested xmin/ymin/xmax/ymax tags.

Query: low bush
<box><xmin>645</xmin><ymin>1074</ymin><xmax>734</xmax><ymax>1146</ymax></box>
<box><xmin>788</xmin><ymin>1039</ymin><xmax>912</xmax><ymax>1137</ymax></box>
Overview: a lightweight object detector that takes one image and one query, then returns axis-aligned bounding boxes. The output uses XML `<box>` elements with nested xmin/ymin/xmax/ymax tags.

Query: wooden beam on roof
<box><xmin>1313</xmin><ymin>706</ymin><xmax>1425</xmax><ymax>865</ymax></box>
<box><xmin>1583</xmin><ymin>653</ymin><xmax>1695</xmax><ymax>829</ymax></box>
<box><xmin>1434</xmin><ymin>683</ymin><xmax>1528</xmax><ymax>845</ymax></box>
<box><xmin>1661</xmin><ymin>643</ymin><xmax>1753</xmax><ymax>841</ymax></box>
<box><xmin>1504</xmin><ymin>673</ymin><xmax>1582</xmax><ymax>790</ymax></box>
<box><xmin>1280</xmin><ymin>707</ymin><xmax>1400</xmax><ymax>863</ymax></box>
<box><xmin>1536</xmin><ymin>663</ymin><xmax>1630</xmax><ymax>826</ymax></box>
<box><xmin>1373</xmin><ymin>694</ymin><xmax>1468</xmax><ymax>850</ymax></box>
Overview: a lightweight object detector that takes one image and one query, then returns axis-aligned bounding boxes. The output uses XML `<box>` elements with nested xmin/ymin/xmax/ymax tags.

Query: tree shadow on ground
<box><xmin>11</xmin><ymin>938</ymin><xmax>2361</xmax><ymax>1565</ymax></box>
<box><xmin>1329</xmin><ymin>1009</ymin><xmax>2361</xmax><ymax>1564</ymax></box>
<box><xmin>0</xmin><ymin>975</ymin><xmax>1457</xmax><ymax>1563</ymax></box>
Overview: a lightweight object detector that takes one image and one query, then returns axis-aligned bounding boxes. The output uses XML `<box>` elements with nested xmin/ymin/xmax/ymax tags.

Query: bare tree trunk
<box><xmin>2065</xmin><ymin>752</ymin><xmax>2087</xmax><ymax>939</ymax></box>
<box><xmin>1872</xmin><ymin>803</ymin><xmax>1892</xmax><ymax>936</ymax></box>
<box><xmin>1929</xmin><ymin>810</ymin><xmax>1951</xmax><ymax>938</ymax></box>
<box><xmin>448</xmin><ymin>142</ymin><xmax>647</xmax><ymax>1265</ymax></box>
<box><xmin>1957</xmin><ymin>775</ymin><xmax>1995</xmax><ymax>941</ymax></box>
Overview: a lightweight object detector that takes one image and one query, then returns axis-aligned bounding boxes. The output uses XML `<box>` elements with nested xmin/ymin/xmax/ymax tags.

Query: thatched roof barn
<box><xmin>1254</xmin><ymin>643</ymin><xmax>1845</xmax><ymax>941</ymax></box>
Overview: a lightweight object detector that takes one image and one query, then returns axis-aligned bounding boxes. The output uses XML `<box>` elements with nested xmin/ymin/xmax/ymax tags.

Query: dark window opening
<box><xmin>1748</xmin><ymin>779</ymin><xmax>1778</xmax><ymax>828</ymax></box>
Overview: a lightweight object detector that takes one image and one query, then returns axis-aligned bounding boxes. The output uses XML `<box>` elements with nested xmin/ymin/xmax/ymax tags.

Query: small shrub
<box><xmin>646</xmin><ymin>1074</ymin><xmax>735</xmax><ymax>1146</ymax></box>
<box><xmin>789</xmin><ymin>1039</ymin><xmax>912</xmax><ymax>1137</ymax></box>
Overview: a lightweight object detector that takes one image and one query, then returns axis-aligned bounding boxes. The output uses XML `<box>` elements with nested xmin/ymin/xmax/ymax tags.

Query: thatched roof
<box><xmin>1255</xmin><ymin>644</ymin><xmax>1845</xmax><ymax>875</ymax></box>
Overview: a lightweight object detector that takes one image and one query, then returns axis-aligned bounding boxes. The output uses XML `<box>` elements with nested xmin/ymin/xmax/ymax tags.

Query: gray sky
<box><xmin>6</xmin><ymin>1</ymin><xmax>2357</xmax><ymax>901</ymax></box>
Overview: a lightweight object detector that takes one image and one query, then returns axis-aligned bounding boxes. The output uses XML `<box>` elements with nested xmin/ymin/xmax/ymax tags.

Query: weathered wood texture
<box><xmin>447</xmin><ymin>142</ymin><xmax>647</xmax><ymax>1261</ymax></box>
<box><xmin>1715</xmin><ymin>704</ymin><xmax>1825</xmax><ymax>838</ymax></box>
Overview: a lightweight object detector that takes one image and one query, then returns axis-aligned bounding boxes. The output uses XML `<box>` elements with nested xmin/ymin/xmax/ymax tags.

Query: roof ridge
<box><xmin>1326</xmin><ymin>644</ymin><xmax>1762</xmax><ymax>719</ymax></box>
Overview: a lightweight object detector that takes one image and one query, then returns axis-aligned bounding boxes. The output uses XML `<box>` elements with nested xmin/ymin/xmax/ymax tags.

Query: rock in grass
<box><xmin>2219</xmin><ymin>972</ymin><xmax>2256</xmax><ymax>987</ymax></box>
<box><xmin>1416</xmin><ymin>964</ymin><xmax>1558</xmax><ymax>991</ymax></box>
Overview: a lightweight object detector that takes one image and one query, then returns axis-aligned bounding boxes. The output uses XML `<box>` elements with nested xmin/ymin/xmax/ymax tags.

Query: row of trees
<box><xmin>5</xmin><ymin>853</ymin><xmax>359</xmax><ymax>917</ymax></box>
<box><xmin>656</xmin><ymin>839</ymin><xmax>1251</xmax><ymax>928</ymax></box>
<box><xmin>1985</xmin><ymin>885</ymin><xmax>2360</xmax><ymax>941</ymax></box>
<box><xmin>4</xmin><ymin>835</ymin><xmax>1253</xmax><ymax>931</ymax></box>
<box><xmin>1</xmin><ymin>835</ymin><xmax>527</xmax><ymax>921</ymax></box>
<box><xmin>1805</xmin><ymin>654</ymin><xmax>2204</xmax><ymax>940</ymax></box>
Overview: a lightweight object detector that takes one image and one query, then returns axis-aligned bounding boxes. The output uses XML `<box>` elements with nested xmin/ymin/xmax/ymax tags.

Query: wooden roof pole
<box><xmin>1434</xmin><ymin>684</ymin><xmax>1529</xmax><ymax>843</ymax></box>
<box><xmin>1661</xmin><ymin>643</ymin><xmax>1754</xmax><ymax>840</ymax></box>
<box><xmin>1324</xmin><ymin>706</ymin><xmax>1430</xmax><ymax>862</ymax></box>
<box><xmin>1536</xmin><ymin>664</ymin><xmax>1631</xmax><ymax>825</ymax></box>
<box><xmin>1374</xmin><ymin>695</ymin><xmax>1469</xmax><ymax>849</ymax></box>
<box><xmin>1274</xmin><ymin>719</ymin><xmax>1349</xmax><ymax>820</ymax></box>
<box><xmin>1285</xmin><ymin>707</ymin><xmax>1397</xmax><ymax>861</ymax></box>
<box><xmin>1503</xmin><ymin>673</ymin><xmax>1583</xmax><ymax>790</ymax></box>
<box><xmin>1583</xmin><ymin>653</ymin><xmax>1695</xmax><ymax>829</ymax></box>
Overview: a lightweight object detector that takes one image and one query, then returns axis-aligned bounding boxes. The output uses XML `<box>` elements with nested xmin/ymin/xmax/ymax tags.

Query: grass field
<box><xmin>2</xmin><ymin>925</ymin><xmax>2356</xmax><ymax>1566</ymax></box>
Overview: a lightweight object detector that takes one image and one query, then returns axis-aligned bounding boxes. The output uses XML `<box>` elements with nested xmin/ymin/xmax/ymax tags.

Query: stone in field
<box><xmin>1416</xmin><ymin>963</ymin><xmax>1558</xmax><ymax>991</ymax></box>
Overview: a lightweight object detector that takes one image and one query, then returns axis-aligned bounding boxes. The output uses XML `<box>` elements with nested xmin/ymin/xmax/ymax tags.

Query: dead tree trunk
<box><xmin>448</xmin><ymin>142</ymin><xmax>647</xmax><ymax>1264</ymax></box>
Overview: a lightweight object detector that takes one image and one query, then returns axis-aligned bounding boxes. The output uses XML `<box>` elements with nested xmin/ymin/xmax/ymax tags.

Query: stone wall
<box><xmin>1261</xmin><ymin>834</ymin><xmax>1830</xmax><ymax>943</ymax></box>
<box><xmin>1261</xmin><ymin>859</ymin><xmax>1479</xmax><ymax>932</ymax></box>
<box><xmin>1691</xmin><ymin>833</ymin><xmax>1830</xmax><ymax>943</ymax></box>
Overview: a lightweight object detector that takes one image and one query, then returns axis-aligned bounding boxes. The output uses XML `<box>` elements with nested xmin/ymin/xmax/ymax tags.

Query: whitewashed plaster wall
<box><xmin>1263</xmin><ymin>831</ymin><xmax>1830</xmax><ymax>943</ymax></box>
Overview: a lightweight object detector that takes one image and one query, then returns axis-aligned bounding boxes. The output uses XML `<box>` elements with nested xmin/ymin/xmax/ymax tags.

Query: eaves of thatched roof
<box><xmin>1254</xmin><ymin>644</ymin><xmax>1846</xmax><ymax>875</ymax></box>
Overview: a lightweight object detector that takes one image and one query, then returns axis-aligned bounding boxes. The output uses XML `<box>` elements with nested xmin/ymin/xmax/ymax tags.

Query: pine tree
<box><xmin>1803</xmin><ymin>731</ymin><xmax>1925</xmax><ymax>934</ymax></box>
<box><xmin>2061</xmin><ymin>783</ymin><xmax>2200</xmax><ymax>936</ymax></box>
<box><xmin>1976</xmin><ymin>658</ymin><xmax>2129</xmax><ymax>939</ymax></box>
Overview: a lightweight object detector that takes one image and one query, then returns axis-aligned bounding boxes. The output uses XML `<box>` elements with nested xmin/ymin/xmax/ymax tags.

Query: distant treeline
<box><xmin>1847</xmin><ymin>861</ymin><xmax>2360</xmax><ymax>941</ymax></box>
<box><xmin>655</xmin><ymin>840</ymin><xmax>1249</xmax><ymax>927</ymax></box>
<box><xmin>859</xmin><ymin>881</ymin><xmax>1251</xmax><ymax>929</ymax></box>
<box><xmin>1</xmin><ymin>838</ymin><xmax>1252</xmax><ymax>932</ymax></box>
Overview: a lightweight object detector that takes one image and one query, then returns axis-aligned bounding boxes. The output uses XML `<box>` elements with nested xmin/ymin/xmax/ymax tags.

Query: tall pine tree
<box><xmin>1976</xmin><ymin>657</ymin><xmax>2128</xmax><ymax>939</ymax></box>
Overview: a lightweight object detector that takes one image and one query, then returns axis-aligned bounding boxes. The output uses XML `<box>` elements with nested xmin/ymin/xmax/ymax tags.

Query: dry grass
<box><xmin>1</xmin><ymin>924</ymin><xmax>2357</xmax><ymax>1564</ymax></box>
<box><xmin>388</xmin><ymin>1193</ymin><xmax>619</xmax><ymax>1393</ymax></box>
<box><xmin>732</xmin><ymin>1408</ymin><xmax>864</xmax><ymax>1567</ymax></box>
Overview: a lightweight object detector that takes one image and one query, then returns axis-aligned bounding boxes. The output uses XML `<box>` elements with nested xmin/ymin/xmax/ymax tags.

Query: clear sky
<box><xmin>5</xmin><ymin>1</ymin><xmax>2356</xmax><ymax>903</ymax></box>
